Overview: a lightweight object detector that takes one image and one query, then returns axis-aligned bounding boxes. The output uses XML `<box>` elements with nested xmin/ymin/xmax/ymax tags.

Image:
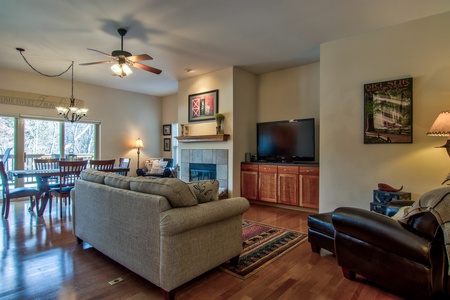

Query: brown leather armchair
<box><xmin>332</xmin><ymin>201</ymin><xmax>449</xmax><ymax>299</ymax></box>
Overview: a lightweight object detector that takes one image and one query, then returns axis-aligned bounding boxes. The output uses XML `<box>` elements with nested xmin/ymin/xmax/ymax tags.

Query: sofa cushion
<box><xmin>80</xmin><ymin>169</ymin><xmax>106</xmax><ymax>184</ymax></box>
<box><xmin>187</xmin><ymin>180</ymin><xmax>219</xmax><ymax>203</ymax></box>
<box><xmin>105</xmin><ymin>173</ymin><xmax>133</xmax><ymax>190</ymax></box>
<box><xmin>130</xmin><ymin>177</ymin><xmax>198</xmax><ymax>207</ymax></box>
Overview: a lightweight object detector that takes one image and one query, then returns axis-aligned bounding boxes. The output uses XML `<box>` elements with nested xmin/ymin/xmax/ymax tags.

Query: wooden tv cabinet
<box><xmin>241</xmin><ymin>162</ymin><xmax>319</xmax><ymax>210</ymax></box>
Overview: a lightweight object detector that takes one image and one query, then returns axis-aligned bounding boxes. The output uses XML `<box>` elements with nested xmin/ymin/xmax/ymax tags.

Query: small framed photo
<box><xmin>164</xmin><ymin>138</ymin><xmax>171</xmax><ymax>151</ymax></box>
<box><xmin>188</xmin><ymin>89</ymin><xmax>218</xmax><ymax>122</ymax></box>
<box><xmin>163</xmin><ymin>124</ymin><xmax>171</xmax><ymax>136</ymax></box>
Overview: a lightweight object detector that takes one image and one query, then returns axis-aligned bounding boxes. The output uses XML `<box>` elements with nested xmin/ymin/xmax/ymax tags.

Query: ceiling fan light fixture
<box><xmin>111</xmin><ymin>63</ymin><xmax>133</xmax><ymax>77</ymax></box>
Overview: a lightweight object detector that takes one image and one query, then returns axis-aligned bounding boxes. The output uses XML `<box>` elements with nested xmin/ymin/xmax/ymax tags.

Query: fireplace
<box><xmin>189</xmin><ymin>163</ymin><xmax>217</xmax><ymax>181</ymax></box>
<box><xmin>180</xmin><ymin>149</ymin><xmax>228</xmax><ymax>190</ymax></box>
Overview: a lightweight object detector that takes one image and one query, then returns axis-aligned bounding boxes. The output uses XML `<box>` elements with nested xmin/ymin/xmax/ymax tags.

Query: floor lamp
<box><xmin>135</xmin><ymin>138</ymin><xmax>144</xmax><ymax>169</ymax></box>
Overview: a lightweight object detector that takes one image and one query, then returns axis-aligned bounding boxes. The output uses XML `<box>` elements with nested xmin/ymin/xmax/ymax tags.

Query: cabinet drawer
<box><xmin>241</xmin><ymin>163</ymin><xmax>259</xmax><ymax>171</ymax></box>
<box><xmin>277</xmin><ymin>165</ymin><xmax>298</xmax><ymax>174</ymax></box>
<box><xmin>299</xmin><ymin>166</ymin><xmax>319</xmax><ymax>175</ymax></box>
<box><xmin>259</xmin><ymin>165</ymin><xmax>277</xmax><ymax>173</ymax></box>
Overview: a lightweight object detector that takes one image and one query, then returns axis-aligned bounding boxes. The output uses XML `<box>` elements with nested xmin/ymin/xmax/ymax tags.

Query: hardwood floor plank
<box><xmin>1</xmin><ymin>200</ymin><xmax>403</xmax><ymax>300</ymax></box>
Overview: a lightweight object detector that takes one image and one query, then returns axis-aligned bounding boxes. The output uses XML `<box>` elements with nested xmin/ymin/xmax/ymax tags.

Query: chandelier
<box><xmin>56</xmin><ymin>62</ymin><xmax>88</xmax><ymax>123</ymax></box>
<box><xmin>16</xmin><ymin>48</ymin><xmax>88</xmax><ymax>123</ymax></box>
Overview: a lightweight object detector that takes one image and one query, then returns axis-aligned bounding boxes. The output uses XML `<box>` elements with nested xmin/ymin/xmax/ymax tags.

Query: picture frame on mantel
<box><xmin>163</xmin><ymin>124</ymin><xmax>171</xmax><ymax>136</ymax></box>
<box><xmin>363</xmin><ymin>77</ymin><xmax>412</xmax><ymax>144</ymax></box>
<box><xmin>188</xmin><ymin>89</ymin><xmax>218</xmax><ymax>122</ymax></box>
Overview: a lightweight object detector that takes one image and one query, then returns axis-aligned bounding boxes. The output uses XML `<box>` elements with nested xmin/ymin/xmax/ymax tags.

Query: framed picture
<box><xmin>164</xmin><ymin>138</ymin><xmax>171</xmax><ymax>151</ymax></box>
<box><xmin>364</xmin><ymin>77</ymin><xmax>413</xmax><ymax>144</ymax></box>
<box><xmin>188</xmin><ymin>89</ymin><xmax>218</xmax><ymax>122</ymax></box>
<box><xmin>163</xmin><ymin>124</ymin><xmax>171</xmax><ymax>136</ymax></box>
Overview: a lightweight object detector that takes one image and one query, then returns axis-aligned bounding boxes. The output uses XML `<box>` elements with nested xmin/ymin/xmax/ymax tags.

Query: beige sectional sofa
<box><xmin>71</xmin><ymin>169</ymin><xmax>249</xmax><ymax>299</ymax></box>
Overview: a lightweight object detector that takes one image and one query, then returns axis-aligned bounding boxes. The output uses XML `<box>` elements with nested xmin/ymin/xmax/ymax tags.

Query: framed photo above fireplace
<box><xmin>188</xmin><ymin>89</ymin><xmax>218</xmax><ymax>122</ymax></box>
<box><xmin>364</xmin><ymin>77</ymin><xmax>413</xmax><ymax>144</ymax></box>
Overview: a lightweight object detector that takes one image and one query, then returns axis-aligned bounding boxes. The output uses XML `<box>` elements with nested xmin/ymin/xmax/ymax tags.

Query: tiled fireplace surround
<box><xmin>180</xmin><ymin>149</ymin><xmax>228</xmax><ymax>190</ymax></box>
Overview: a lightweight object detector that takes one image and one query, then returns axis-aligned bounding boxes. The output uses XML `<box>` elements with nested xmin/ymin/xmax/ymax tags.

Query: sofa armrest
<box><xmin>385</xmin><ymin>200</ymin><xmax>415</xmax><ymax>216</ymax></box>
<box><xmin>332</xmin><ymin>207</ymin><xmax>432</xmax><ymax>264</ymax></box>
<box><xmin>160</xmin><ymin>197</ymin><xmax>250</xmax><ymax>236</ymax></box>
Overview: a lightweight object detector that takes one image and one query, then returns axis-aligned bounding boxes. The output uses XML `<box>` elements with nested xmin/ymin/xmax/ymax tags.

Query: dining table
<box><xmin>9</xmin><ymin>166</ymin><xmax>130</xmax><ymax>217</ymax></box>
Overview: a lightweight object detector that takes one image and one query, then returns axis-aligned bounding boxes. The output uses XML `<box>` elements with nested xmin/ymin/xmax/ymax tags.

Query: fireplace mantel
<box><xmin>175</xmin><ymin>134</ymin><xmax>230</xmax><ymax>143</ymax></box>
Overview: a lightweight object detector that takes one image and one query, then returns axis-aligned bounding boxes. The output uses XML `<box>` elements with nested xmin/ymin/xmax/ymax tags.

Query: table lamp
<box><xmin>135</xmin><ymin>138</ymin><xmax>144</xmax><ymax>169</ymax></box>
<box><xmin>427</xmin><ymin>110</ymin><xmax>450</xmax><ymax>156</ymax></box>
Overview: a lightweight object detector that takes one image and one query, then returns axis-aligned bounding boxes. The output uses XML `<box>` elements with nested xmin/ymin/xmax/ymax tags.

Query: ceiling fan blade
<box><xmin>79</xmin><ymin>60</ymin><xmax>114</xmax><ymax>66</ymax></box>
<box><xmin>127</xmin><ymin>54</ymin><xmax>153</xmax><ymax>62</ymax></box>
<box><xmin>133</xmin><ymin>62</ymin><xmax>162</xmax><ymax>75</ymax></box>
<box><xmin>87</xmin><ymin>48</ymin><xmax>115</xmax><ymax>58</ymax></box>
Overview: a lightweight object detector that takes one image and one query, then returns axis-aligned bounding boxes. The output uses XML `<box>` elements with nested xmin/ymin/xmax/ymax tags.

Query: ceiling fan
<box><xmin>79</xmin><ymin>28</ymin><xmax>162</xmax><ymax>77</ymax></box>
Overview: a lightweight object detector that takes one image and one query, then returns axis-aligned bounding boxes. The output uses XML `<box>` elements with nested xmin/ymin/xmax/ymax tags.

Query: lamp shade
<box><xmin>135</xmin><ymin>138</ymin><xmax>144</xmax><ymax>148</ymax></box>
<box><xmin>427</xmin><ymin>111</ymin><xmax>450</xmax><ymax>136</ymax></box>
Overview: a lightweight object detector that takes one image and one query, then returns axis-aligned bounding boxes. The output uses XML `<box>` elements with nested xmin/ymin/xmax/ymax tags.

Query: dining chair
<box><xmin>89</xmin><ymin>159</ymin><xmax>116</xmax><ymax>171</ymax></box>
<box><xmin>49</xmin><ymin>160</ymin><xmax>88</xmax><ymax>217</ymax></box>
<box><xmin>118</xmin><ymin>157</ymin><xmax>131</xmax><ymax>176</ymax></box>
<box><xmin>1</xmin><ymin>161</ymin><xmax>40</xmax><ymax>219</ymax></box>
<box><xmin>33</xmin><ymin>158</ymin><xmax>60</xmax><ymax>211</ymax></box>
<box><xmin>2</xmin><ymin>148</ymin><xmax>12</xmax><ymax>170</ymax></box>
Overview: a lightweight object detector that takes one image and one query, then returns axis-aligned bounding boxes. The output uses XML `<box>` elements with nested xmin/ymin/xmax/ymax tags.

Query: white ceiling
<box><xmin>1</xmin><ymin>0</ymin><xmax>449</xmax><ymax>96</ymax></box>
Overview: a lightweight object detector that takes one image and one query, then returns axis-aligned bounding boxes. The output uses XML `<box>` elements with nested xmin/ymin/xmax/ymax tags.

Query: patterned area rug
<box><xmin>220</xmin><ymin>219</ymin><xmax>308</xmax><ymax>279</ymax></box>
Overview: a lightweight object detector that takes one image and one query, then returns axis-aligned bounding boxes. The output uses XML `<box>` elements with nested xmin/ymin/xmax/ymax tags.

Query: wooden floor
<box><xmin>0</xmin><ymin>200</ymin><xmax>402</xmax><ymax>300</ymax></box>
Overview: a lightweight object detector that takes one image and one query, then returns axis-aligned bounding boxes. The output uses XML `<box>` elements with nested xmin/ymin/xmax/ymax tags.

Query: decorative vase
<box><xmin>216</xmin><ymin>121</ymin><xmax>224</xmax><ymax>134</ymax></box>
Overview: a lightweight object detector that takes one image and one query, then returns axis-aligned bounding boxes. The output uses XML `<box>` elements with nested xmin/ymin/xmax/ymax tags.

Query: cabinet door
<box><xmin>278</xmin><ymin>166</ymin><xmax>299</xmax><ymax>206</ymax></box>
<box><xmin>241</xmin><ymin>173</ymin><xmax>258</xmax><ymax>200</ymax></box>
<box><xmin>299</xmin><ymin>166</ymin><xmax>319</xmax><ymax>209</ymax></box>
<box><xmin>258</xmin><ymin>165</ymin><xmax>277</xmax><ymax>203</ymax></box>
<box><xmin>241</xmin><ymin>163</ymin><xmax>259</xmax><ymax>200</ymax></box>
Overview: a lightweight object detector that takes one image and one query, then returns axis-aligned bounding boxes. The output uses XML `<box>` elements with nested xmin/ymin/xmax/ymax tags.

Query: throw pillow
<box><xmin>187</xmin><ymin>180</ymin><xmax>219</xmax><ymax>203</ymax></box>
<box><xmin>144</xmin><ymin>158</ymin><xmax>162</xmax><ymax>172</ymax></box>
<box><xmin>130</xmin><ymin>177</ymin><xmax>198</xmax><ymax>207</ymax></box>
<box><xmin>150</xmin><ymin>160</ymin><xmax>168</xmax><ymax>174</ymax></box>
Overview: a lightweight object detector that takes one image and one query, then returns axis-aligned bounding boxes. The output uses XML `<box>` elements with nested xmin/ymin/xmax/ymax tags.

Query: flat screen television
<box><xmin>257</xmin><ymin>118</ymin><xmax>315</xmax><ymax>162</ymax></box>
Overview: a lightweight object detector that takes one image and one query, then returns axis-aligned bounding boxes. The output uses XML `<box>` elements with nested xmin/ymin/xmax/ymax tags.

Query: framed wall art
<box><xmin>163</xmin><ymin>124</ymin><xmax>171</xmax><ymax>136</ymax></box>
<box><xmin>164</xmin><ymin>138</ymin><xmax>171</xmax><ymax>151</ymax></box>
<box><xmin>188</xmin><ymin>89</ymin><xmax>218</xmax><ymax>122</ymax></box>
<box><xmin>364</xmin><ymin>77</ymin><xmax>413</xmax><ymax>144</ymax></box>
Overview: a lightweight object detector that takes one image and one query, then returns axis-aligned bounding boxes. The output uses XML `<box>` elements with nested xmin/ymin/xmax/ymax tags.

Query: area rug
<box><xmin>219</xmin><ymin>219</ymin><xmax>308</xmax><ymax>279</ymax></box>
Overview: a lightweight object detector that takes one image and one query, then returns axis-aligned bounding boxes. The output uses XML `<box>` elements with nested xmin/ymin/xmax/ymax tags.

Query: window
<box><xmin>0</xmin><ymin>115</ymin><xmax>98</xmax><ymax>188</ymax></box>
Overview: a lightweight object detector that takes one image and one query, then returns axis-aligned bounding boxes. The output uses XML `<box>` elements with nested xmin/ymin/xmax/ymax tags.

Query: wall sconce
<box><xmin>135</xmin><ymin>138</ymin><xmax>144</xmax><ymax>169</ymax></box>
<box><xmin>427</xmin><ymin>110</ymin><xmax>450</xmax><ymax>156</ymax></box>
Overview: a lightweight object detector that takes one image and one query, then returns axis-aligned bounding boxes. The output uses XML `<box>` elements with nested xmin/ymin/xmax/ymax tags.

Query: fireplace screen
<box><xmin>189</xmin><ymin>163</ymin><xmax>216</xmax><ymax>181</ymax></box>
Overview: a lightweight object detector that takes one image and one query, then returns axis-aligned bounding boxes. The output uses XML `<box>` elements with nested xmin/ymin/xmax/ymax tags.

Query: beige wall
<box><xmin>320</xmin><ymin>12</ymin><xmax>450</xmax><ymax>212</ymax></box>
<box><xmin>257</xmin><ymin>63</ymin><xmax>320</xmax><ymax>160</ymax></box>
<box><xmin>161</xmin><ymin>93</ymin><xmax>178</xmax><ymax>158</ymax></box>
<box><xmin>0</xmin><ymin>68</ymin><xmax>162</xmax><ymax>172</ymax></box>
<box><xmin>177</xmin><ymin>67</ymin><xmax>257</xmax><ymax>196</ymax></box>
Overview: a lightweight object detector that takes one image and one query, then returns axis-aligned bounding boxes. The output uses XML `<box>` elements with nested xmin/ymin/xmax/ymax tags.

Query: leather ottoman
<box><xmin>307</xmin><ymin>212</ymin><xmax>335</xmax><ymax>254</ymax></box>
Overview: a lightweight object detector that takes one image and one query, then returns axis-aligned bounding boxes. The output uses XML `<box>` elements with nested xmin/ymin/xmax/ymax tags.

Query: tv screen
<box><xmin>257</xmin><ymin>118</ymin><xmax>315</xmax><ymax>162</ymax></box>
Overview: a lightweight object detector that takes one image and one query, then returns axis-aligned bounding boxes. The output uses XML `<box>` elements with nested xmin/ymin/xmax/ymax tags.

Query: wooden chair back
<box><xmin>89</xmin><ymin>159</ymin><xmax>116</xmax><ymax>171</ymax></box>
<box><xmin>35</xmin><ymin>158</ymin><xmax>59</xmax><ymax>170</ymax></box>
<box><xmin>117</xmin><ymin>157</ymin><xmax>131</xmax><ymax>176</ymax></box>
<box><xmin>119</xmin><ymin>157</ymin><xmax>131</xmax><ymax>168</ymax></box>
<box><xmin>58</xmin><ymin>160</ymin><xmax>88</xmax><ymax>189</ymax></box>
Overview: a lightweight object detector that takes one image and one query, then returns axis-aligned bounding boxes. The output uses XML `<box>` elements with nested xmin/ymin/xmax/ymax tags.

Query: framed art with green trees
<box><xmin>364</xmin><ymin>77</ymin><xmax>412</xmax><ymax>144</ymax></box>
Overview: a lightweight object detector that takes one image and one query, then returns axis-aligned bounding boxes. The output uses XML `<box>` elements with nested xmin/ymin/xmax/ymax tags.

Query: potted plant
<box><xmin>215</xmin><ymin>113</ymin><xmax>225</xmax><ymax>134</ymax></box>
